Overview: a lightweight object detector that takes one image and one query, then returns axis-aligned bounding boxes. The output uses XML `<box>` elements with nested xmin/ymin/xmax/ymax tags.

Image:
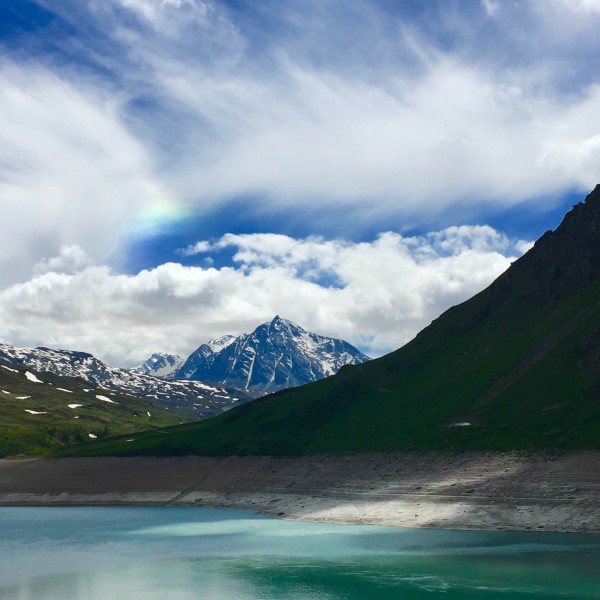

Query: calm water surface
<box><xmin>0</xmin><ymin>507</ymin><xmax>599</xmax><ymax>599</ymax></box>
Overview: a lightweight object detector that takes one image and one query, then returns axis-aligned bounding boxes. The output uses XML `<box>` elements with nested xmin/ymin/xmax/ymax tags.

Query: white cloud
<box><xmin>0</xmin><ymin>227</ymin><xmax>528</xmax><ymax>366</ymax></box>
<box><xmin>33</xmin><ymin>245</ymin><xmax>91</xmax><ymax>276</ymax></box>
<box><xmin>74</xmin><ymin>2</ymin><xmax>600</xmax><ymax>220</ymax></box>
<box><xmin>0</xmin><ymin>60</ymin><xmax>173</xmax><ymax>286</ymax></box>
<box><xmin>179</xmin><ymin>240</ymin><xmax>212</xmax><ymax>256</ymax></box>
<box><xmin>481</xmin><ymin>0</ymin><xmax>500</xmax><ymax>17</ymax></box>
<box><xmin>151</xmin><ymin>59</ymin><xmax>565</xmax><ymax>211</ymax></box>
<box><xmin>115</xmin><ymin>0</ymin><xmax>212</xmax><ymax>33</ymax></box>
<box><xmin>2</xmin><ymin>0</ymin><xmax>600</xmax><ymax>288</ymax></box>
<box><xmin>552</xmin><ymin>0</ymin><xmax>600</xmax><ymax>14</ymax></box>
<box><xmin>27</xmin><ymin>0</ymin><xmax>600</xmax><ymax>230</ymax></box>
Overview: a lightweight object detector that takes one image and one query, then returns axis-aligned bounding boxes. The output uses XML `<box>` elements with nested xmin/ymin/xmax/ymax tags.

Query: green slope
<box><xmin>0</xmin><ymin>364</ymin><xmax>184</xmax><ymax>457</ymax></box>
<box><xmin>59</xmin><ymin>187</ymin><xmax>600</xmax><ymax>457</ymax></box>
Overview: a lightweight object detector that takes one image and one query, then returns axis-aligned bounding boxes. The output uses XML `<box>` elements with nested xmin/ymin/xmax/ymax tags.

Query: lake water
<box><xmin>0</xmin><ymin>507</ymin><xmax>599</xmax><ymax>599</ymax></box>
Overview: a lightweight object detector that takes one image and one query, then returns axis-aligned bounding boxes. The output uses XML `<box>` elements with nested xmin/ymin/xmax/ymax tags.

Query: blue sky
<box><xmin>1</xmin><ymin>0</ymin><xmax>600</xmax><ymax>365</ymax></box>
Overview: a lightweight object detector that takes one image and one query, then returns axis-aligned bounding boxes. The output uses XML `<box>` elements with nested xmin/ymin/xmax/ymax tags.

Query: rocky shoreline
<box><xmin>1</xmin><ymin>452</ymin><xmax>598</xmax><ymax>532</ymax></box>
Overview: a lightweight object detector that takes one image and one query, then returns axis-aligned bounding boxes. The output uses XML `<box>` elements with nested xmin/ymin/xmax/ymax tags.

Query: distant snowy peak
<box><xmin>174</xmin><ymin>316</ymin><xmax>370</xmax><ymax>395</ymax></box>
<box><xmin>170</xmin><ymin>335</ymin><xmax>237</xmax><ymax>380</ymax></box>
<box><xmin>132</xmin><ymin>353</ymin><xmax>184</xmax><ymax>378</ymax></box>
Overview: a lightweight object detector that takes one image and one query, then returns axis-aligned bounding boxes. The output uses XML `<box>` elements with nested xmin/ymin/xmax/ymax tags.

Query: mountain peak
<box><xmin>488</xmin><ymin>183</ymin><xmax>600</xmax><ymax>305</ymax></box>
<box><xmin>264</xmin><ymin>315</ymin><xmax>304</xmax><ymax>336</ymax></box>
<box><xmin>586</xmin><ymin>183</ymin><xmax>600</xmax><ymax>203</ymax></box>
<box><xmin>132</xmin><ymin>353</ymin><xmax>184</xmax><ymax>378</ymax></box>
<box><xmin>174</xmin><ymin>318</ymin><xmax>370</xmax><ymax>394</ymax></box>
<box><xmin>267</xmin><ymin>314</ymin><xmax>291</xmax><ymax>327</ymax></box>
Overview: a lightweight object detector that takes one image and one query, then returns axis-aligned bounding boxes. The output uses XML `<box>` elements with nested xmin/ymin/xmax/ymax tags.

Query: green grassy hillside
<box><xmin>58</xmin><ymin>187</ymin><xmax>600</xmax><ymax>457</ymax></box>
<box><xmin>0</xmin><ymin>364</ymin><xmax>184</xmax><ymax>456</ymax></box>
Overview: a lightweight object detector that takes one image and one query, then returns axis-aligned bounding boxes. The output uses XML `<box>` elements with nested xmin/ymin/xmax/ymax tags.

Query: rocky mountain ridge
<box><xmin>132</xmin><ymin>353</ymin><xmax>184</xmax><ymax>378</ymax></box>
<box><xmin>173</xmin><ymin>316</ymin><xmax>371</xmax><ymax>395</ymax></box>
<box><xmin>0</xmin><ymin>343</ymin><xmax>251</xmax><ymax>419</ymax></box>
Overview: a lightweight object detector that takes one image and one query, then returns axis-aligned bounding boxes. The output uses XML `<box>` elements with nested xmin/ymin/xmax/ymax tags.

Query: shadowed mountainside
<box><xmin>59</xmin><ymin>186</ymin><xmax>600</xmax><ymax>457</ymax></box>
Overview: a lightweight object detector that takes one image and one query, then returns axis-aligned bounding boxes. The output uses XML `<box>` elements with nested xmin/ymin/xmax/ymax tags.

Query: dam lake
<box><xmin>0</xmin><ymin>506</ymin><xmax>599</xmax><ymax>599</ymax></box>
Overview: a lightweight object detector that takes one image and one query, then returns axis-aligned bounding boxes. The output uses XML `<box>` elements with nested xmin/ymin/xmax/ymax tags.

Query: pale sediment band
<box><xmin>1</xmin><ymin>452</ymin><xmax>598</xmax><ymax>533</ymax></box>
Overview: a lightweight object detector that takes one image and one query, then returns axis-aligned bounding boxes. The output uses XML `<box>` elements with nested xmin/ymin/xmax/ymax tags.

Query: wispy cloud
<box><xmin>551</xmin><ymin>0</ymin><xmax>600</xmax><ymax>14</ymax></box>
<box><xmin>480</xmin><ymin>0</ymin><xmax>500</xmax><ymax>17</ymax></box>
<box><xmin>7</xmin><ymin>0</ymin><xmax>600</xmax><ymax>243</ymax></box>
<box><xmin>0</xmin><ymin>59</ymin><xmax>170</xmax><ymax>285</ymax></box>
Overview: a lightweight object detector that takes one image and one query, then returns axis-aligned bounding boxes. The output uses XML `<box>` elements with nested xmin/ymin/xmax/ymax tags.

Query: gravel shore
<box><xmin>1</xmin><ymin>452</ymin><xmax>598</xmax><ymax>532</ymax></box>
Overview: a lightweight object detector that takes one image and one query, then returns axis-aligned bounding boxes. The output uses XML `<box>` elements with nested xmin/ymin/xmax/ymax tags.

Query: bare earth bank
<box><xmin>0</xmin><ymin>452</ymin><xmax>598</xmax><ymax>532</ymax></box>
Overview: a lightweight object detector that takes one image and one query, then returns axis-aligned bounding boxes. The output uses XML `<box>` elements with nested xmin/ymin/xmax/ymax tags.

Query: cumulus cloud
<box><xmin>0</xmin><ymin>227</ymin><xmax>528</xmax><ymax>366</ymax></box>
<box><xmin>179</xmin><ymin>241</ymin><xmax>212</xmax><ymax>256</ymax></box>
<box><xmin>33</xmin><ymin>245</ymin><xmax>92</xmax><ymax>276</ymax></box>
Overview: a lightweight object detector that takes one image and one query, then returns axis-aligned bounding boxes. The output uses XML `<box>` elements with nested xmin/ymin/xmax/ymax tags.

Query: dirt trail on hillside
<box><xmin>0</xmin><ymin>452</ymin><xmax>598</xmax><ymax>532</ymax></box>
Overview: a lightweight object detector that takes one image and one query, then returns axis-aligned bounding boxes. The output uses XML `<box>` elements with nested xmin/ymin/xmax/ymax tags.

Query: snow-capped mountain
<box><xmin>175</xmin><ymin>335</ymin><xmax>236</xmax><ymax>381</ymax></box>
<box><xmin>132</xmin><ymin>353</ymin><xmax>184</xmax><ymax>377</ymax></box>
<box><xmin>133</xmin><ymin>339</ymin><xmax>236</xmax><ymax>381</ymax></box>
<box><xmin>173</xmin><ymin>316</ymin><xmax>370</xmax><ymax>395</ymax></box>
<box><xmin>208</xmin><ymin>335</ymin><xmax>236</xmax><ymax>353</ymax></box>
<box><xmin>0</xmin><ymin>343</ymin><xmax>251</xmax><ymax>418</ymax></box>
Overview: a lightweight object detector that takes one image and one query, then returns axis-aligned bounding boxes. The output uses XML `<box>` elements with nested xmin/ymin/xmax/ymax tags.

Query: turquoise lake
<box><xmin>0</xmin><ymin>507</ymin><xmax>599</xmax><ymax>599</ymax></box>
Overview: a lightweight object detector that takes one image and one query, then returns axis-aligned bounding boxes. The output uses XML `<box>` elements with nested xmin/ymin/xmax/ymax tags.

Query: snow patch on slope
<box><xmin>25</xmin><ymin>371</ymin><xmax>43</xmax><ymax>383</ymax></box>
<box><xmin>207</xmin><ymin>335</ymin><xmax>236</xmax><ymax>353</ymax></box>
<box><xmin>95</xmin><ymin>394</ymin><xmax>117</xmax><ymax>404</ymax></box>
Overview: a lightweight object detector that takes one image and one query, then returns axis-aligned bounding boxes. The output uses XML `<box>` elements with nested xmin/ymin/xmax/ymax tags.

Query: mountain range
<box><xmin>0</xmin><ymin>318</ymin><xmax>369</xmax><ymax>456</ymax></box>
<box><xmin>70</xmin><ymin>185</ymin><xmax>600</xmax><ymax>457</ymax></box>
<box><xmin>0</xmin><ymin>344</ymin><xmax>251</xmax><ymax>419</ymax></box>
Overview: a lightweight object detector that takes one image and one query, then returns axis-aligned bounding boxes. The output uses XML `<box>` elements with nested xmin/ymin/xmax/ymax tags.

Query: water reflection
<box><xmin>1</xmin><ymin>507</ymin><xmax>599</xmax><ymax>600</ymax></box>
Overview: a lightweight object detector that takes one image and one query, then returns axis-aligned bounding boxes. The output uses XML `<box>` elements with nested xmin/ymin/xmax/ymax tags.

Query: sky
<box><xmin>1</xmin><ymin>0</ymin><xmax>600</xmax><ymax>366</ymax></box>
